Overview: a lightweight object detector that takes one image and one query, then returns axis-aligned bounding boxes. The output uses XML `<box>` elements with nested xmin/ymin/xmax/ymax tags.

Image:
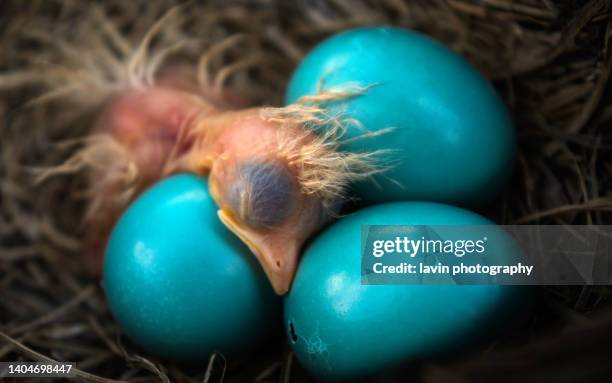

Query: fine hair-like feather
<box><xmin>262</xmin><ymin>85</ymin><xmax>395</xmax><ymax>207</ymax></box>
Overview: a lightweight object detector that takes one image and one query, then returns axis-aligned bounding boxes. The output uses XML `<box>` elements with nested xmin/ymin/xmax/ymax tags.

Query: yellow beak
<box><xmin>217</xmin><ymin>208</ymin><xmax>299</xmax><ymax>295</ymax></box>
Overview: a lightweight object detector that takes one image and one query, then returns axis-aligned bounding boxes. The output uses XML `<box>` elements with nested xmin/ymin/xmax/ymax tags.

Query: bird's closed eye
<box><xmin>227</xmin><ymin>161</ymin><xmax>297</xmax><ymax>229</ymax></box>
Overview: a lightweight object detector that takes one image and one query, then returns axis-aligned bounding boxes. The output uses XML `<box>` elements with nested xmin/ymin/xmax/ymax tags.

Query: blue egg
<box><xmin>286</xmin><ymin>26</ymin><xmax>516</xmax><ymax>206</ymax></box>
<box><xmin>284</xmin><ymin>202</ymin><xmax>528</xmax><ymax>380</ymax></box>
<box><xmin>104</xmin><ymin>174</ymin><xmax>280</xmax><ymax>362</ymax></box>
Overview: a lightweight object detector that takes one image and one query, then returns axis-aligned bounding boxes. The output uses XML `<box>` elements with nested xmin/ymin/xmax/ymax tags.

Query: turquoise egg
<box><xmin>284</xmin><ymin>202</ymin><xmax>527</xmax><ymax>381</ymax></box>
<box><xmin>286</xmin><ymin>27</ymin><xmax>516</xmax><ymax>206</ymax></box>
<box><xmin>104</xmin><ymin>174</ymin><xmax>280</xmax><ymax>362</ymax></box>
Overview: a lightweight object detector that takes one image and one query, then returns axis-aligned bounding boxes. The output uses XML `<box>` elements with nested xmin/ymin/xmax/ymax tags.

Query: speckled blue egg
<box><xmin>104</xmin><ymin>174</ymin><xmax>280</xmax><ymax>362</ymax></box>
<box><xmin>284</xmin><ymin>202</ymin><xmax>527</xmax><ymax>381</ymax></box>
<box><xmin>286</xmin><ymin>26</ymin><xmax>516</xmax><ymax>206</ymax></box>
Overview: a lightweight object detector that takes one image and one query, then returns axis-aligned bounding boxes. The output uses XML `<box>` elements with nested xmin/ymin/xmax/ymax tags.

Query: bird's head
<box><xmin>178</xmin><ymin>97</ymin><xmax>382</xmax><ymax>295</ymax></box>
<box><xmin>185</xmin><ymin>108</ymin><xmax>341</xmax><ymax>295</ymax></box>
<box><xmin>209</xmin><ymin>155</ymin><xmax>337</xmax><ymax>295</ymax></box>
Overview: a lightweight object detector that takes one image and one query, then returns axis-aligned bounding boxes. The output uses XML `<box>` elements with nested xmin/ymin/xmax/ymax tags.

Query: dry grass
<box><xmin>1</xmin><ymin>0</ymin><xmax>612</xmax><ymax>382</ymax></box>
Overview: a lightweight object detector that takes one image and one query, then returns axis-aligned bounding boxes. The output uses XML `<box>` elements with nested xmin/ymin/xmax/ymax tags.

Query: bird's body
<box><xmin>85</xmin><ymin>75</ymin><xmax>346</xmax><ymax>294</ymax></box>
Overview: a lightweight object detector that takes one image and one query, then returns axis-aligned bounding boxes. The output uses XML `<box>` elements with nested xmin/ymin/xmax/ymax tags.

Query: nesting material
<box><xmin>1</xmin><ymin>1</ymin><xmax>611</xmax><ymax>382</ymax></box>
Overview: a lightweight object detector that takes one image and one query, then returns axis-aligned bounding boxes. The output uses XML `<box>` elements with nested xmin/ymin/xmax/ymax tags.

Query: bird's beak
<box><xmin>217</xmin><ymin>208</ymin><xmax>299</xmax><ymax>295</ymax></box>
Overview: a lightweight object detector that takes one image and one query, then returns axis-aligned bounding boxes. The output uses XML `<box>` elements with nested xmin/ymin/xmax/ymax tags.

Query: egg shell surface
<box><xmin>104</xmin><ymin>174</ymin><xmax>280</xmax><ymax>362</ymax></box>
<box><xmin>285</xmin><ymin>26</ymin><xmax>516</xmax><ymax>206</ymax></box>
<box><xmin>284</xmin><ymin>202</ymin><xmax>528</xmax><ymax>381</ymax></box>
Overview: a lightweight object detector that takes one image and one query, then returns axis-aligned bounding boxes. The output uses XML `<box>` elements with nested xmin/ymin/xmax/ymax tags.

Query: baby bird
<box><xmin>7</xmin><ymin>7</ymin><xmax>382</xmax><ymax>294</ymax></box>
<box><xmin>88</xmin><ymin>81</ymin><xmax>375</xmax><ymax>294</ymax></box>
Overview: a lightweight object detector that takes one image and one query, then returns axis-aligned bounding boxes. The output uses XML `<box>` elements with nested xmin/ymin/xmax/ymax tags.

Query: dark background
<box><xmin>1</xmin><ymin>1</ymin><xmax>611</xmax><ymax>382</ymax></box>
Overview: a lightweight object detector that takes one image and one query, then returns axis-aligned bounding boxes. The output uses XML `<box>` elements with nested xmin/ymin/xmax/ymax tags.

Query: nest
<box><xmin>1</xmin><ymin>0</ymin><xmax>611</xmax><ymax>382</ymax></box>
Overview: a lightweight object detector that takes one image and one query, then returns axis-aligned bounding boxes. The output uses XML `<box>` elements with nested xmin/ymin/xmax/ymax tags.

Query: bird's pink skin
<box><xmin>88</xmin><ymin>82</ymin><xmax>325</xmax><ymax>294</ymax></box>
<box><xmin>85</xmin><ymin>86</ymin><xmax>209</xmax><ymax>275</ymax></box>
